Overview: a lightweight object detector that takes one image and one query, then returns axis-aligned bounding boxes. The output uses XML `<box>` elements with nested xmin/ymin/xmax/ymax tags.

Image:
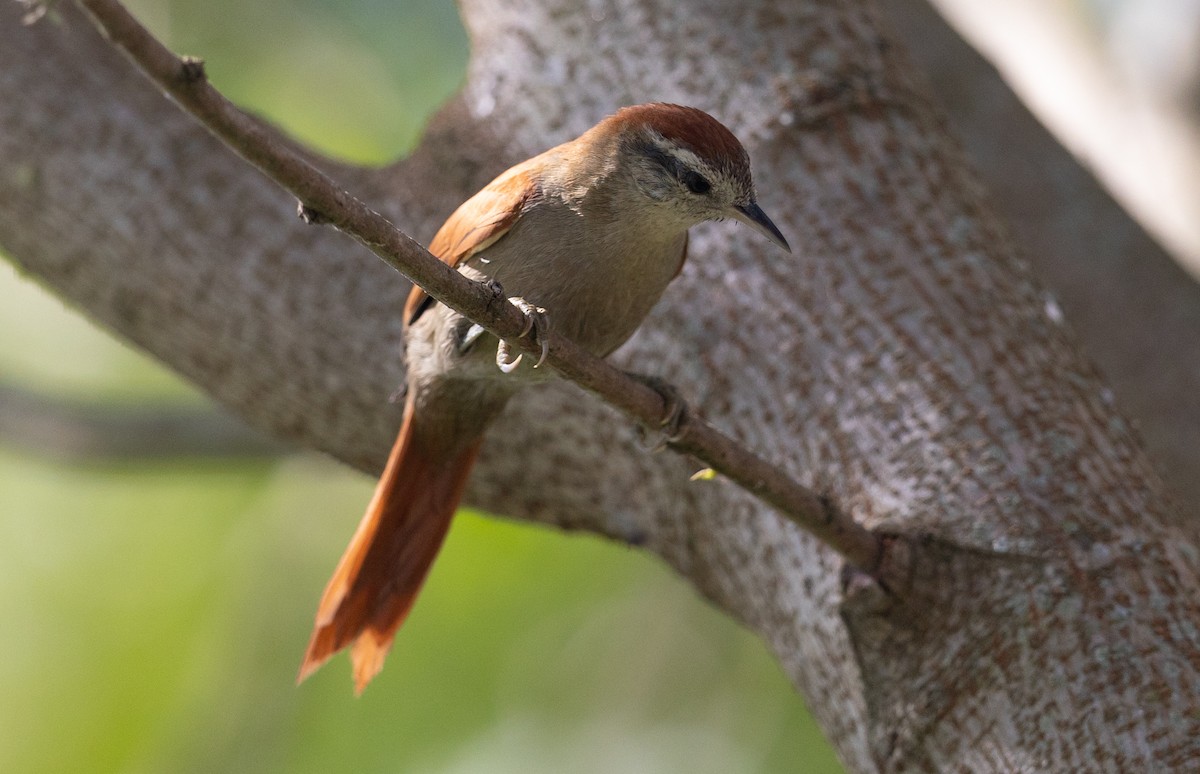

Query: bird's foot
<box><xmin>496</xmin><ymin>296</ymin><xmax>549</xmax><ymax>373</ymax></box>
<box><xmin>626</xmin><ymin>372</ymin><xmax>688</xmax><ymax>452</ymax></box>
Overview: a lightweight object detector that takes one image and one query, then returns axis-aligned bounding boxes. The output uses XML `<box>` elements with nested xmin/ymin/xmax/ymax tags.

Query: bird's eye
<box><xmin>681</xmin><ymin>171</ymin><xmax>711</xmax><ymax>195</ymax></box>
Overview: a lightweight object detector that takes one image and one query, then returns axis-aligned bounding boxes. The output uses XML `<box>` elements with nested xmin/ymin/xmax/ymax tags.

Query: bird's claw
<box><xmin>627</xmin><ymin>373</ymin><xmax>688</xmax><ymax>452</ymax></box>
<box><xmin>496</xmin><ymin>339</ymin><xmax>522</xmax><ymax>373</ymax></box>
<box><xmin>496</xmin><ymin>296</ymin><xmax>549</xmax><ymax>373</ymax></box>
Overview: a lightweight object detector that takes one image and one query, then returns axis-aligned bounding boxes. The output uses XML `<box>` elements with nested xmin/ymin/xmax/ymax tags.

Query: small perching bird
<box><xmin>299</xmin><ymin>103</ymin><xmax>790</xmax><ymax>693</ymax></box>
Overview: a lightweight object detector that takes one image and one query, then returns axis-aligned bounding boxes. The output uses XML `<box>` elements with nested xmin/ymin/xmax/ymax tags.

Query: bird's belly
<box><xmin>467</xmin><ymin>228</ymin><xmax>684</xmax><ymax>357</ymax></box>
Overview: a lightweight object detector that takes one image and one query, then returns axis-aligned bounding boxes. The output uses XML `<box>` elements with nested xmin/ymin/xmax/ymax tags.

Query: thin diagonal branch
<box><xmin>69</xmin><ymin>0</ymin><xmax>884</xmax><ymax>572</ymax></box>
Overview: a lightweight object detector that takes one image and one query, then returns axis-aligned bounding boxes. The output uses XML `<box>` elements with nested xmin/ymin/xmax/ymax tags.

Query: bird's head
<box><xmin>605</xmin><ymin>103</ymin><xmax>790</xmax><ymax>251</ymax></box>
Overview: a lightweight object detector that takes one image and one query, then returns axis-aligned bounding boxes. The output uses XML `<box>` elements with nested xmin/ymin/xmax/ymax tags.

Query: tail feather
<box><xmin>298</xmin><ymin>397</ymin><xmax>481</xmax><ymax>693</ymax></box>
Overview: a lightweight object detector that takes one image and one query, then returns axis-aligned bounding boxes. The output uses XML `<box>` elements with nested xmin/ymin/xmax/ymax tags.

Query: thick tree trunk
<box><xmin>2</xmin><ymin>1</ymin><xmax>1197</xmax><ymax>770</ymax></box>
<box><xmin>886</xmin><ymin>0</ymin><xmax>1200</xmax><ymax>532</ymax></box>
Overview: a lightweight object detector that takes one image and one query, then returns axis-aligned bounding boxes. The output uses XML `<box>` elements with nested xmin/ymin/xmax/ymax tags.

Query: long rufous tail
<box><xmin>298</xmin><ymin>397</ymin><xmax>481</xmax><ymax>693</ymax></box>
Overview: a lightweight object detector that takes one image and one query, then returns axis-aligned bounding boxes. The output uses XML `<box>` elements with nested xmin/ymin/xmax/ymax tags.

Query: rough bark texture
<box><xmin>2</xmin><ymin>1</ymin><xmax>1198</xmax><ymax>770</ymax></box>
<box><xmin>886</xmin><ymin>0</ymin><xmax>1200</xmax><ymax>532</ymax></box>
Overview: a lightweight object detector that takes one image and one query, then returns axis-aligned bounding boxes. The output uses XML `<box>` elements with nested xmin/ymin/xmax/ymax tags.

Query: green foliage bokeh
<box><xmin>0</xmin><ymin>1</ymin><xmax>842</xmax><ymax>771</ymax></box>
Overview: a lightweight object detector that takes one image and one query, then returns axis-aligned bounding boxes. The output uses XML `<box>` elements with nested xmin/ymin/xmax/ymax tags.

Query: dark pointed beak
<box><xmin>732</xmin><ymin>201</ymin><xmax>791</xmax><ymax>252</ymax></box>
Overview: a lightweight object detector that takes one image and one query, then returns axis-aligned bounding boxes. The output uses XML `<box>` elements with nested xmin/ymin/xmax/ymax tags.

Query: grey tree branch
<box><xmin>70</xmin><ymin>0</ymin><xmax>883</xmax><ymax>572</ymax></box>
<box><xmin>3</xmin><ymin>0</ymin><xmax>1199</xmax><ymax>769</ymax></box>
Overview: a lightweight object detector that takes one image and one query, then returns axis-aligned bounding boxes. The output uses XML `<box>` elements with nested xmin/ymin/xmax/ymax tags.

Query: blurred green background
<box><xmin>0</xmin><ymin>1</ymin><xmax>841</xmax><ymax>771</ymax></box>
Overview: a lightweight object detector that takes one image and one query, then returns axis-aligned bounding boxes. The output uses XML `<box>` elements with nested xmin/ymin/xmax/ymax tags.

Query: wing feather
<box><xmin>404</xmin><ymin>159</ymin><xmax>540</xmax><ymax>326</ymax></box>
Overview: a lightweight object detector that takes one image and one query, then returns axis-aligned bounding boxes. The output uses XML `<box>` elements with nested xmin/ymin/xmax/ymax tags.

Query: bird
<box><xmin>298</xmin><ymin>103</ymin><xmax>790</xmax><ymax>693</ymax></box>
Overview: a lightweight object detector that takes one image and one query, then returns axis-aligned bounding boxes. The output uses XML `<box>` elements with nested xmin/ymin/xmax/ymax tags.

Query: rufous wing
<box><xmin>404</xmin><ymin>158</ymin><xmax>542</xmax><ymax>326</ymax></box>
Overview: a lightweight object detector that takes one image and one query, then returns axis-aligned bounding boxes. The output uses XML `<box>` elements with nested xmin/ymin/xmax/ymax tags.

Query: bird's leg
<box><xmin>625</xmin><ymin>372</ymin><xmax>688</xmax><ymax>452</ymax></box>
<box><xmin>496</xmin><ymin>297</ymin><xmax>549</xmax><ymax>374</ymax></box>
<box><xmin>456</xmin><ymin>280</ymin><xmax>510</xmax><ymax>355</ymax></box>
